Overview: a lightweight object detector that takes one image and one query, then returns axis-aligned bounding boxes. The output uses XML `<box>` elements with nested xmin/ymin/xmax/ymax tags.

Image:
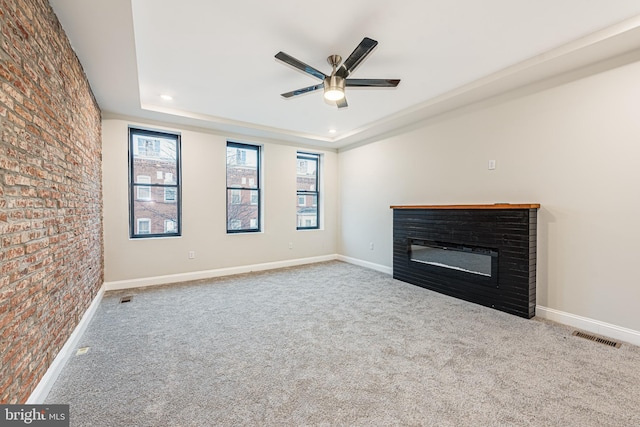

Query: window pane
<box><xmin>132</xmin><ymin>186</ymin><xmax>179</xmax><ymax>235</ymax></box>
<box><xmin>227</xmin><ymin>146</ymin><xmax>258</xmax><ymax>189</ymax></box>
<box><xmin>297</xmin><ymin>194</ymin><xmax>318</xmax><ymax>228</ymax></box>
<box><xmin>227</xmin><ymin>189</ymin><xmax>259</xmax><ymax>231</ymax></box>
<box><xmin>297</xmin><ymin>157</ymin><xmax>317</xmax><ymax>191</ymax></box>
<box><xmin>132</xmin><ymin>135</ymin><xmax>177</xmax><ymax>184</ymax></box>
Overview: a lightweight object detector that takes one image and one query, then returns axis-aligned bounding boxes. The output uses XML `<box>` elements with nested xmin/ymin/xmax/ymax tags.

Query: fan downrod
<box><xmin>327</xmin><ymin>55</ymin><xmax>342</xmax><ymax>69</ymax></box>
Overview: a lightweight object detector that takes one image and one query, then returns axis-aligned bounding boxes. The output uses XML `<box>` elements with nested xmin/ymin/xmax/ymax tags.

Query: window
<box><xmin>235</xmin><ymin>148</ymin><xmax>247</xmax><ymax>165</ymax></box>
<box><xmin>297</xmin><ymin>152</ymin><xmax>319</xmax><ymax>230</ymax></box>
<box><xmin>297</xmin><ymin>160</ymin><xmax>309</xmax><ymax>175</ymax></box>
<box><xmin>230</xmin><ymin>189</ymin><xmax>241</xmax><ymax>204</ymax></box>
<box><xmin>136</xmin><ymin>138</ymin><xmax>160</xmax><ymax>157</ymax></box>
<box><xmin>137</xmin><ymin>218</ymin><xmax>151</xmax><ymax>235</ymax></box>
<box><xmin>129</xmin><ymin>128</ymin><xmax>181</xmax><ymax>238</ymax></box>
<box><xmin>164</xmin><ymin>187</ymin><xmax>176</xmax><ymax>202</ymax></box>
<box><xmin>164</xmin><ymin>219</ymin><xmax>176</xmax><ymax>233</ymax></box>
<box><xmin>137</xmin><ymin>175</ymin><xmax>151</xmax><ymax>200</ymax></box>
<box><xmin>227</xmin><ymin>142</ymin><xmax>260</xmax><ymax>233</ymax></box>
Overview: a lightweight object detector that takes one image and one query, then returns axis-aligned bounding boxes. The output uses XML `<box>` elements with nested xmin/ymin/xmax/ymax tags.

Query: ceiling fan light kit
<box><xmin>324</xmin><ymin>54</ymin><xmax>345</xmax><ymax>101</ymax></box>
<box><xmin>275</xmin><ymin>37</ymin><xmax>400</xmax><ymax>109</ymax></box>
<box><xmin>324</xmin><ymin>76</ymin><xmax>345</xmax><ymax>101</ymax></box>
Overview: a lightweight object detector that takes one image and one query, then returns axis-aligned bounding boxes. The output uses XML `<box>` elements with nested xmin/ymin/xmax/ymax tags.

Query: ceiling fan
<box><xmin>275</xmin><ymin>37</ymin><xmax>400</xmax><ymax>108</ymax></box>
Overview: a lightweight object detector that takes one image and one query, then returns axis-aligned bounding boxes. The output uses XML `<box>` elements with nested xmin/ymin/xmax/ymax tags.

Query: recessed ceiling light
<box><xmin>329</xmin><ymin>129</ymin><xmax>337</xmax><ymax>134</ymax></box>
<box><xmin>160</xmin><ymin>94</ymin><xmax>173</xmax><ymax>101</ymax></box>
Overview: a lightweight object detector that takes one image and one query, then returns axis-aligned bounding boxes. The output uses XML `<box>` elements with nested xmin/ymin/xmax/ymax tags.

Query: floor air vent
<box><xmin>572</xmin><ymin>331</ymin><xmax>621</xmax><ymax>348</ymax></box>
<box><xmin>120</xmin><ymin>296</ymin><xmax>133</xmax><ymax>304</ymax></box>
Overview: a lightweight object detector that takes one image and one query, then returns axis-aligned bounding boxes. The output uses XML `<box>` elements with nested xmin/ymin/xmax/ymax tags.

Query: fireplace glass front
<box><xmin>410</xmin><ymin>240</ymin><xmax>498</xmax><ymax>280</ymax></box>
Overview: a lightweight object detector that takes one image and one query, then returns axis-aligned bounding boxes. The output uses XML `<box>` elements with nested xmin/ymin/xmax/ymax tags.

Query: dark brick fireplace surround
<box><xmin>391</xmin><ymin>204</ymin><xmax>539</xmax><ymax>318</ymax></box>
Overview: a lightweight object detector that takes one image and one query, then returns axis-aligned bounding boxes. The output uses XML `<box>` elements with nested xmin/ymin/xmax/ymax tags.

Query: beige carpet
<box><xmin>45</xmin><ymin>261</ymin><xmax>640</xmax><ymax>426</ymax></box>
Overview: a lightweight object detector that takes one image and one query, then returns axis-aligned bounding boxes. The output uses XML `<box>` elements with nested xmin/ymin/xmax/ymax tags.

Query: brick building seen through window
<box><xmin>227</xmin><ymin>142</ymin><xmax>260</xmax><ymax>232</ymax></box>
<box><xmin>130</xmin><ymin>128</ymin><xmax>181</xmax><ymax>237</ymax></box>
<box><xmin>297</xmin><ymin>152</ymin><xmax>319</xmax><ymax>229</ymax></box>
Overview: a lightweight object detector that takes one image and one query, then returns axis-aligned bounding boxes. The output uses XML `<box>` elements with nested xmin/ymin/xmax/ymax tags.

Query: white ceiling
<box><xmin>49</xmin><ymin>0</ymin><xmax>640</xmax><ymax>149</ymax></box>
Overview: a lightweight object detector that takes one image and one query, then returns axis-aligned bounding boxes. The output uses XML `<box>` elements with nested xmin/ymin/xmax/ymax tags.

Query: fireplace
<box><xmin>391</xmin><ymin>204</ymin><xmax>539</xmax><ymax>318</ymax></box>
<box><xmin>410</xmin><ymin>239</ymin><xmax>498</xmax><ymax>285</ymax></box>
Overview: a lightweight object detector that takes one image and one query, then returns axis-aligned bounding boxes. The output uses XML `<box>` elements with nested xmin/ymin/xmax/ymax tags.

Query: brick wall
<box><xmin>0</xmin><ymin>0</ymin><xmax>103</xmax><ymax>403</ymax></box>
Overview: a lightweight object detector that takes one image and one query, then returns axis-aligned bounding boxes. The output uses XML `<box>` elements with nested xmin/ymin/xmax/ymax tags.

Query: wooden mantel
<box><xmin>390</xmin><ymin>203</ymin><xmax>540</xmax><ymax>210</ymax></box>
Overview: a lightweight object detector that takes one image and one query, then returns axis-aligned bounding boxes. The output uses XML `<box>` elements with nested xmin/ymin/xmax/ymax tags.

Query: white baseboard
<box><xmin>536</xmin><ymin>305</ymin><xmax>640</xmax><ymax>347</ymax></box>
<box><xmin>337</xmin><ymin>255</ymin><xmax>392</xmax><ymax>275</ymax></box>
<box><xmin>104</xmin><ymin>254</ymin><xmax>339</xmax><ymax>291</ymax></box>
<box><xmin>27</xmin><ymin>286</ymin><xmax>105</xmax><ymax>403</ymax></box>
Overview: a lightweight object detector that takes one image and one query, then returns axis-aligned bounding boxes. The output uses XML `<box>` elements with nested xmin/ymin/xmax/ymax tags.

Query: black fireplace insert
<box><xmin>409</xmin><ymin>239</ymin><xmax>498</xmax><ymax>286</ymax></box>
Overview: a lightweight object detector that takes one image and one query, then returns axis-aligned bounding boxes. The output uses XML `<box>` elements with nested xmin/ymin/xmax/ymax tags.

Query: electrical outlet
<box><xmin>188</xmin><ymin>251</ymin><xmax>195</xmax><ymax>259</ymax></box>
<box><xmin>369</xmin><ymin>242</ymin><xmax>374</xmax><ymax>250</ymax></box>
<box><xmin>288</xmin><ymin>242</ymin><xmax>293</xmax><ymax>249</ymax></box>
<box><xmin>488</xmin><ymin>159</ymin><xmax>496</xmax><ymax>170</ymax></box>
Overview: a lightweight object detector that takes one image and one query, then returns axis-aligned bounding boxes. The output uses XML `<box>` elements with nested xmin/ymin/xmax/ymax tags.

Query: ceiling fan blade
<box><xmin>275</xmin><ymin>52</ymin><xmax>327</xmax><ymax>81</ymax></box>
<box><xmin>336</xmin><ymin>37</ymin><xmax>378</xmax><ymax>78</ymax></box>
<box><xmin>280</xmin><ymin>83</ymin><xmax>324</xmax><ymax>98</ymax></box>
<box><xmin>336</xmin><ymin>97</ymin><xmax>348</xmax><ymax>109</ymax></box>
<box><xmin>346</xmin><ymin>78</ymin><xmax>400</xmax><ymax>87</ymax></box>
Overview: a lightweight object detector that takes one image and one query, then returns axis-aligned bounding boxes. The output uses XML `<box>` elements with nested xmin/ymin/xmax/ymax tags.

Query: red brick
<box><xmin>7</xmin><ymin>111</ymin><xmax>25</xmax><ymax>127</ymax></box>
<box><xmin>0</xmin><ymin>158</ymin><xmax>19</xmax><ymax>171</ymax></box>
<box><xmin>13</xmin><ymin>104</ymin><xmax>32</xmax><ymax>122</ymax></box>
<box><xmin>0</xmin><ymin>0</ymin><xmax>103</xmax><ymax>404</ymax></box>
<box><xmin>5</xmin><ymin>247</ymin><xmax>25</xmax><ymax>260</ymax></box>
<box><xmin>0</xmin><ymin>87</ymin><xmax>15</xmax><ymax>109</ymax></box>
<box><xmin>2</xmin><ymin>82</ymin><xmax>23</xmax><ymax>105</ymax></box>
